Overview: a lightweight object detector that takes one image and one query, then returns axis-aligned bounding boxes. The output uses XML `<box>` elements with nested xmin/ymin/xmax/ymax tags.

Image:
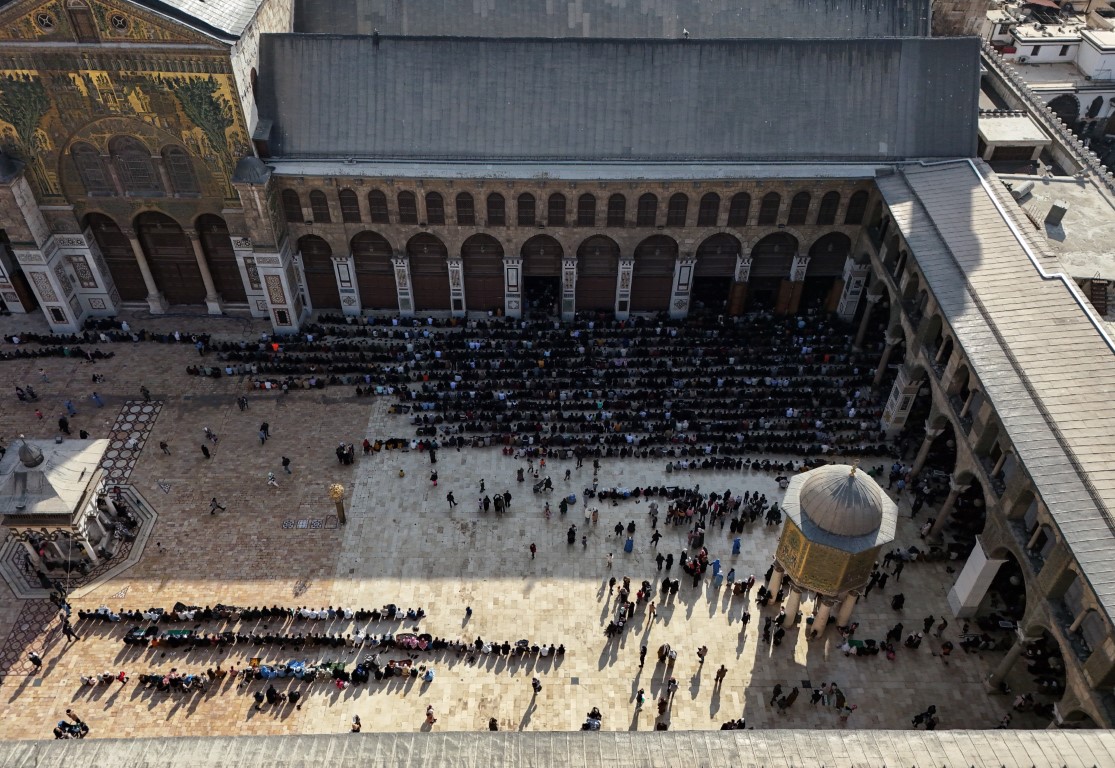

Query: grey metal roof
<box><xmin>133</xmin><ymin>0</ymin><xmax>264</xmax><ymax>38</ymax></box>
<box><xmin>877</xmin><ymin>161</ymin><xmax>1115</xmax><ymax>628</ymax></box>
<box><xmin>3</xmin><ymin>729</ymin><xmax>1115</xmax><ymax>767</ymax></box>
<box><xmin>257</xmin><ymin>36</ymin><xmax>979</xmax><ymax>162</ymax></box>
<box><xmin>782</xmin><ymin>464</ymin><xmax>898</xmax><ymax>551</ymax></box>
<box><xmin>294</xmin><ymin>0</ymin><xmax>932</xmax><ymax>39</ymax></box>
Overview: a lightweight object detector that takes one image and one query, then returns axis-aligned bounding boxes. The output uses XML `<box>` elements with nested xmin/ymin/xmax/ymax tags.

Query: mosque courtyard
<box><xmin>0</xmin><ymin>311</ymin><xmax>1030</xmax><ymax>739</ymax></box>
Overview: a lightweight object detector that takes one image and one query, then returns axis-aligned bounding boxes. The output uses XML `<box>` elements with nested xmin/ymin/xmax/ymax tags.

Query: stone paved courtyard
<box><xmin>0</xmin><ymin>310</ymin><xmax>1024</xmax><ymax>739</ymax></box>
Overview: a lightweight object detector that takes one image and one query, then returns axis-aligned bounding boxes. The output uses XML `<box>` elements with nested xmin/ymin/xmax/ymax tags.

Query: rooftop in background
<box><xmin>999</xmin><ymin>173</ymin><xmax>1115</xmax><ymax>281</ymax></box>
<box><xmin>0</xmin><ymin>0</ymin><xmax>270</xmax><ymax>40</ymax></box>
<box><xmin>0</xmin><ymin>438</ymin><xmax>107</xmax><ymax>526</ymax></box>
<box><xmin>256</xmin><ymin>36</ymin><xmax>979</xmax><ymax>162</ymax></box>
<box><xmin>292</xmin><ymin>0</ymin><xmax>932</xmax><ymax>39</ymax></box>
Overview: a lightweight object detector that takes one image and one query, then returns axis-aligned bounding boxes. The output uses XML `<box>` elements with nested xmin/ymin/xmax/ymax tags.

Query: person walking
<box><xmin>656</xmin><ymin>552</ymin><xmax>665</xmax><ymax>571</ymax></box>
<box><xmin>267</xmin><ymin>472</ymin><xmax>279</xmax><ymax>488</ymax></box>
<box><xmin>614</xmin><ymin>522</ymin><xmax>624</xmax><ymax>538</ymax></box>
<box><xmin>258</xmin><ymin>427</ymin><xmax>268</xmax><ymax>445</ymax></box>
<box><xmin>581</xmin><ymin>535</ymin><xmax>587</xmax><ymax>550</ymax></box>
<box><xmin>714</xmin><ymin>665</ymin><xmax>727</xmax><ymax>686</ymax></box>
<box><xmin>209</xmin><ymin>498</ymin><xmax>226</xmax><ymax>515</ymax></box>
<box><xmin>260</xmin><ymin>422</ymin><xmax>271</xmax><ymax>439</ymax></box>
<box><xmin>140</xmin><ymin>386</ymin><xmax>151</xmax><ymax>402</ymax></box>
<box><xmin>639</xmin><ymin>645</ymin><xmax>647</xmax><ymax>667</ymax></box>
<box><xmin>893</xmin><ymin>560</ymin><xmax>905</xmax><ymax>582</ymax></box>
<box><xmin>425</xmin><ymin>705</ymin><xmax>437</xmax><ymax>725</ymax></box>
<box><xmin>651</xmin><ymin>530</ymin><xmax>662</xmax><ymax>548</ymax></box>
<box><xmin>34</xmin><ymin>408</ymin><xmax>43</xmax><ymax>420</ymax></box>
<box><xmin>61</xmin><ymin>620</ymin><xmax>80</xmax><ymax>642</ymax></box>
<box><xmin>770</xmin><ymin>684</ymin><xmax>783</xmax><ymax>706</ymax></box>
<box><xmin>91</xmin><ymin>392</ymin><xmax>103</xmax><ymax>408</ymax></box>
<box><xmin>530</xmin><ymin>542</ymin><xmax>537</xmax><ymax>560</ymax></box>
<box><xmin>160</xmin><ymin>441</ymin><xmax>171</xmax><ymax>455</ymax></box>
<box><xmin>431</xmin><ymin>471</ymin><xmax>439</xmax><ymax>487</ymax></box>
<box><xmin>64</xmin><ymin>400</ymin><xmax>77</xmax><ymax>416</ymax></box>
<box><xmin>531</xmin><ymin>677</ymin><xmax>542</xmax><ymax>694</ymax></box>
<box><xmin>923</xmin><ymin>615</ymin><xmax>935</xmax><ymax>634</ymax></box>
<box><xmin>27</xmin><ymin>650</ymin><xmax>43</xmax><ymax>672</ymax></box>
<box><xmin>447</xmin><ymin>491</ymin><xmax>457</xmax><ymax>509</ymax></box>
<box><xmin>282</xmin><ymin>456</ymin><xmax>292</xmax><ymax>474</ymax></box>
<box><xmin>934</xmin><ymin>618</ymin><xmax>948</xmax><ymax>638</ymax></box>
<box><xmin>480</xmin><ymin>478</ymin><xmax>485</xmax><ymax>493</ymax></box>
<box><xmin>636</xmin><ymin>688</ymin><xmax>646</xmax><ymax>709</ymax></box>
<box><xmin>58</xmin><ymin>416</ymin><xmax>70</xmax><ymax>435</ymax></box>
<box><xmin>649</xmin><ymin>602</ymin><xmax>657</xmax><ymax>621</ymax></box>
<box><xmin>606</xmin><ymin>552</ymin><xmax>613</xmax><ymax>568</ymax></box>
<box><xmin>696</xmin><ymin>645</ymin><xmax>708</xmax><ymax>665</ymax></box>
<box><xmin>201</xmin><ymin>444</ymin><xmax>211</xmax><ymax>459</ymax></box>
<box><xmin>503</xmin><ymin>490</ymin><xmax>511</xmax><ymax>510</ymax></box>
<box><xmin>667</xmin><ymin>677</ymin><xmax>678</xmax><ymax>700</ymax></box>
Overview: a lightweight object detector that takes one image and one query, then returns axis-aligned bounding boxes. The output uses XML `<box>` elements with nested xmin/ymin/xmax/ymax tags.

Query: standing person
<box><xmin>922</xmin><ymin>615</ymin><xmax>935</xmax><ymax>634</ymax></box>
<box><xmin>201</xmin><ymin>444</ymin><xmax>211</xmax><ymax>459</ymax></box>
<box><xmin>696</xmin><ymin>645</ymin><xmax>708</xmax><ymax>665</ymax></box>
<box><xmin>140</xmin><ymin>386</ymin><xmax>151</xmax><ymax>402</ymax></box>
<box><xmin>656</xmin><ymin>552</ymin><xmax>665</xmax><ymax>571</ymax></box>
<box><xmin>893</xmin><ymin>560</ymin><xmax>905</xmax><ymax>582</ymax></box>
<box><xmin>258</xmin><ymin>427</ymin><xmax>268</xmax><ymax>445</ymax></box>
<box><xmin>34</xmin><ymin>409</ymin><xmax>43</xmax><ymax>420</ymax></box>
<box><xmin>39</xmin><ymin>368</ymin><xmax>48</xmax><ymax>382</ymax></box>
<box><xmin>636</xmin><ymin>688</ymin><xmax>646</xmax><ymax>709</ymax></box>
<box><xmin>934</xmin><ymin>618</ymin><xmax>948</xmax><ymax>638</ymax></box>
<box><xmin>639</xmin><ymin>645</ymin><xmax>647</xmax><ymax>667</ymax></box>
<box><xmin>91</xmin><ymin>392</ymin><xmax>103</xmax><ymax>408</ymax></box>
<box><xmin>649</xmin><ymin>602</ymin><xmax>657</xmax><ymax>621</ymax></box>
<box><xmin>27</xmin><ymin>650</ymin><xmax>43</xmax><ymax>671</ymax></box>
<box><xmin>581</xmin><ymin>535</ymin><xmax>587</xmax><ymax>550</ymax></box>
<box><xmin>209</xmin><ymin>498</ymin><xmax>226</xmax><ymax>515</ymax></box>
<box><xmin>480</xmin><ymin>478</ymin><xmax>485</xmax><ymax>493</ymax></box>
<box><xmin>160</xmin><ymin>441</ymin><xmax>171</xmax><ymax>455</ymax></box>
<box><xmin>531</xmin><ymin>677</ymin><xmax>542</xmax><ymax>694</ymax></box>
<box><xmin>431</xmin><ymin>471</ymin><xmax>439</xmax><ymax>487</ymax></box>
<box><xmin>665</xmin><ymin>553</ymin><xmax>674</xmax><ymax>571</ymax></box>
<box><xmin>446</xmin><ymin>491</ymin><xmax>457</xmax><ymax>509</ymax></box>
<box><xmin>260</xmin><ymin>422</ymin><xmax>270</xmax><ymax>439</ymax></box>
<box><xmin>282</xmin><ymin>456</ymin><xmax>292</xmax><ymax>474</ymax></box>
<box><xmin>425</xmin><ymin>705</ymin><xmax>437</xmax><ymax>725</ymax></box>
<box><xmin>58</xmin><ymin>416</ymin><xmax>70</xmax><ymax>435</ymax></box>
<box><xmin>667</xmin><ymin>677</ymin><xmax>678</xmax><ymax>700</ymax></box>
<box><xmin>64</xmin><ymin>399</ymin><xmax>77</xmax><ymax>416</ymax></box>
<box><xmin>714</xmin><ymin>665</ymin><xmax>727</xmax><ymax>686</ymax></box>
<box><xmin>530</xmin><ymin>543</ymin><xmax>537</xmax><ymax>560</ymax></box>
<box><xmin>770</xmin><ymin>684</ymin><xmax>783</xmax><ymax>706</ymax></box>
<box><xmin>267</xmin><ymin>472</ymin><xmax>279</xmax><ymax>488</ymax></box>
<box><xmin>503</xmin><ymin>490</ymin><xmax>511</xmax><ymax>510</ymax></box>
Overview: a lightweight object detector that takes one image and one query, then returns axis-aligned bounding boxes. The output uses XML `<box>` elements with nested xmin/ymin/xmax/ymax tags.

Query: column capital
<box><xmin>185</xmin><ymin>228</ymin><xmax>202</xmax><ymax>242</ymax></box>
<box><xmin>866</xmin><ymin>292</ymin><xmax>883</xmax><ymax>305</ymax></box>
<box><xmin>948</xmin><ymin>477</ymin><xmax>972</xmax><ymax>494</ymax></box>
<box><xmin>884</xmin><ymin>330</ymin><xmax>903</xmax><ymax>347</ymax></box>
<box><xmin>924</xmin><ymin>422</ymin><xmax>945</xmax><ymax>439</ymax></box>
<box><xmin>120</xmin><ymin>226</ymin><xmax>137</xmax><ymax>238</ymax></box>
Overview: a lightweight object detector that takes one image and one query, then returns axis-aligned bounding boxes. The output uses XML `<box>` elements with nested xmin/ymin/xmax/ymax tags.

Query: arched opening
<box><xmin>196</xmin><ymin>214</ymin><xmax>247</xmax><ymax>303</ymax></box>
<box><xmin>71</xmin><ymin>142</ymin><xmax>115</xmax><ymax>196</ymax></box>
<box><xmin>110</xmin><ymin>136</ymin><xmax>163</xmax><ymax>197</ymax></box>
<box><xmin>845</xmin><ymin>191</ymin><xmax>869</xmax><ymax>226</ymax></box>
<box><xmin>816</xmin><ymin>191</ymin><xmax>840</xmax><ymax>226</ymax></box>
<box><xmin>727</xmin><ymin>193</ymin><xmax>750</xmax><ymax>226</ymax></box>
<box><xmin>919</xmin><ymin>420</ymin><xmax>957</xmax><ymax>487</ymax></box>
<box><xmin>666</xmin><ymin>193</ymin><xmax>688</xmax><ymax>227</ymax></box>
<box><xmin>576</xmin><ymin>235</ymin><xmax>619</xmax><ymax>311</ymax></box>
<box><xmin>368</xmin><ymin>190</ymin><xmax>389</xmax><ymax>223</ymax></box>
<box><xmin>1048</xmin><ymin>94</ymin><xmax>1080</xmax><ymax>126</ymax></box>
<box><xmin>455</xmin><ymin>192</ymin><xmax>474</xmax><ymax>226</ymax></box>
<box><xmin>350</xmin><ymin>230</ymin><xmax>397</xmax><ymax>309</ymax></box>
<box><xmin>517</xmin><ymin>193</ymin><xmax>535</xmax><ymax>226</ymax></box>
<box><xmin>636</xmin><ymin>193</ymin><xmax>658</xmax><ymax>227</ymax></box>
<box><xmin>787</xmin><ymin>191</ymin><xmax>810</xmax><ymax>225</ymax></box>
<box><xmin>749</xmin><ymin>233</ymin><xmax>797</xmax><ymax>310</ymax></box>
<box><xmin>160</xmin><ymin>146</ymin><xmax>199</xmax><ymax>196</ymax></box>
<box><xmin>297</xmin><ymin>234</ymin><xmax>338</xmax><ymax>309</ymax></box>
<box><xmin>521</xmin><ymin>234</ymin><xmax>562</xmax><ymax>316</ymax></box>
<box><xmin>547</xmin><ymin>193</ymin><xmax>566</xmax><ymax>226</ymax></box>
<box><xmin>607</xmin><ymin>194</ymin><xmax>626</xmax><ymax>227</ymax></box>
<box><xmin>135</xmin><ymin>212</ymin><xmax>204</xmax><ymax>305</ymax></box>
<box><xmin>577</xmin><ymin>194</ymin><xmax>596</xmax><ymax>226</ymax></box>
<box><xmin>693</xmin><ymin>233</ymin><xmax>739</xmax><ymax>310</ymax></box>
<box><xmin>630</xmin><ymin>235</ymin><xmax>677</xmax><ymax>312</ymax></box>
<box><xmin>486</xmin><ymin>193</ymin><xmax>505</xmax><ymax>226</ymax></box>
<box><xmin>397</xmin><ymin>191</ymin><xmax>418</xmax><ymax>224</ymax></box>
<box><xmin>85</xmin><ymin>213</ymin><xmax>145</xmax><ymax>300</ymax></box>
<box><xmin>940</xmin><ymin>475</ymin><xmax>987</xmax><ymax>555</ymax></box>
<box><xmin>980</xmin><ymin>548</ymin><xmax>1027</xmax><ymax>621</ymax></box>
<box><xmin>1059</xmin><ymin>710</ymin><xmax>1100</xmax><ymax>729</ymax></box>
<box><xmin>407</xmin><ymin>233</ymin><xmax>449</xmax><ymax>311</ymax></box>
<box><xmin>757</xmin><ymin>192</ymin><xmax>781</xmax><ymax>226</ymax></box>
<box><xmin>461</xmin><ymin>233</ymin><xmax>504</xmax><ymax>312</ymax></box>
<box><xmin>803</xmin><ymin>232</ymin><xmax>850</xmax><ymax>312</ymax></box>
<box><xmin>339</xmin><ymin>189</ymin><xmax>361</xmax><ymax>223</ymax></box>
<box><xmin>309</xmin><ymin>190</ymin><xmax>331</xmax><ymax>223</ymax></box>
<box><xmin>697</xmin><ymin>193</ymin><xmax>720</xmax><ymax>227</ymax></box>
<box><xmin>281</xmin><ymin>189</ymin><xmax>303</xmax><ymax>223</ymax></box>
<box><xmin>425</xmin><ymin>192</ymin><xmax>445</xmax><ymax>225</ymax></box>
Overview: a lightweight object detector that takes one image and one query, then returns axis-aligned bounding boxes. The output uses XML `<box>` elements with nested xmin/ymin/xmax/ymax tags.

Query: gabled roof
<box><xmin>294</xmin><ymin>0</ymin><xmax>932</xmax><ymax>39</ymax></box>
<box><xmin>877</xmin><ymin>161</ymin><xmax>1115</xmax><ymax>628</ymax></box>
<box><xmin>257</xmin><ymin>35</ymin><xmax>979</xmax><ymax>162</ymax></box>
<box><xmin>0</xmin><ymin>0</ymin><xmax>265</xmax><ymax>41</ymax></box>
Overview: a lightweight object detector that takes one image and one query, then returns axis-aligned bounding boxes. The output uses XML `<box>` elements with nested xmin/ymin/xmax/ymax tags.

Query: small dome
<box><xmin>232</xmin><ymin>156</ymin><xmax>272</xmax><ymax>184</ymax></box>
<box><xmin>18</xmin><ymin>440</ymin><xmax>44</xmax><ymax>468</ymax></box>
<box><xmin>797</xmin><ymin>464</ymin><xmax>885</xmax><ymax>538</ymax></box>
<box><xmin>0</xmin><ymin>151</ymin><xmax>24</xmax><ymax>183</ymax></box>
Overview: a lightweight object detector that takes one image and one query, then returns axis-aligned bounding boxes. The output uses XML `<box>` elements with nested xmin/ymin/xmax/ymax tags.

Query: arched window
<box><xmin>517</xmin><ymin>193</ymin><xmax>536</xmax><ymax>226</ymax></box>
<box><xmin>339</xmin><ymin>189</ymin><xmax>361</xmax><ymax>223</ymax></box>
<box><xmin>456</xmin><ymin>192</ymin><xmax>475</xmax><ymax>225</ymax></box>
<box><xmin>577</xmin><ymin>194</ymin><xmax>596</xmax><ymax>226</ymax></box>
<box><xmin>548</xmin><ymin>193</ymin><xmax>566</xmax><ymax>226</ymax></box>
<box><xmin>816</xmin><ymin>191</ymin><xmax>840</xmax><ymax>226</ymax></box>
<box><xmin>844</xmin><ymin>190</ymin><xmax>869</xmax><ymax>225</ymax></box>
<box><xmin>71</xmin><ymin>142</ymin><xmax>114</xmax><ymax>196</ymax></box>
<box><xmin>607</xmin><ymin>194</ymin><xmax>626</xmax><ymax>227</ymax></box>
<box><xmin>309</xmin><ymin>190</ymin><xmax>331</xmax><ymax>223</ymax></box>
<box><xmin>160</xmin><ymin>146</ymin><xmax>199</xmax><ymax>196</ymax></box>
<box><xmin>727</xmin><ymin>193</ymin><xmax>750</xmax><ymax>226</ymax></box>
<box><xmin>666</xmin><ymin>193</ymin><xmax>688</xmax><ymax>227</ymax></box>
<box><xmin>425</xmin><ymin>192</ymin><xmax>445</xmax><ymax>225</ymax></box>
<box><xmin>281</xmin><ymin>189</ymin><xmax>303</xmax><ymax>222</ymax></box>
<box><xmin>487</xmin><ymin>193</ymin><xmax>505</xmax><ymax>226</ymax></box>
<box><xmin>787</xmin><ymin>192</ymin><xmax>810</xmax><ymax>225</ymax></box>
<box><xmin>110</xmin><ymin>136</ymin><xmax>162</xmax><ymax>196</ymax></box>
<box><xmin>697</xmin><ymin>193</ymin><xmax>720</xmax><ymax>226</ymax></box>
<box><xmin>398</xmin><ymin>192</ymin><xmax>418</xmax><ymax>224</ymax></box>
<box><xmin>636</xmin><ymin>193</ymin><xmax>658</xmax><ymax>226</ymax></box>
<box><xmin>758</xmin><ymin>192</ymin><xmax>781</xmax><ymax>226</ymax></box>
<box><xmin>368</xmin><ymin>190</ymin><xmax>389</xmax><ymax>223</ymax></box>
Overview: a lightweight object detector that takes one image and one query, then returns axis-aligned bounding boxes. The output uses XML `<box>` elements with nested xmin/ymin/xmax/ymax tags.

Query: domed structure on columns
<box><xmin>773</xmin><ymin>463</ymin><xmax>897</xmax><ymax>632</ymax></box>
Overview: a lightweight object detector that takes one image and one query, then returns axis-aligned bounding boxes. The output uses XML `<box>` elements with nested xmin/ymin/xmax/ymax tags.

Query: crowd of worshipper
<box><xmin>167</xmin><ymin>311</ymin><xmax>892</xmax><ymax>455</ymax></box>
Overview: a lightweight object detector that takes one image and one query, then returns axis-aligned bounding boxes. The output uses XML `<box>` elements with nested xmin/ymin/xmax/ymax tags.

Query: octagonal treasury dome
<box><xmin>782</xmin><ymin>464</ymin><xmax>897</xmax><ymax>553</ymax></box>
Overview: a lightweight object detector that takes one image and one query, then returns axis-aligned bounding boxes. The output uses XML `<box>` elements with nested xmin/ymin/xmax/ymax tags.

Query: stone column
<box><xmin>988</xmin><ymin>632</ymin><xmax>1035</xmax><ymax>688</ymax></box>
<box><xmin>959</xmin><ymin>389</ymin><xmax>977</xmax><ymax>418</ymax></box>
<box><xmin>1026</xmin><ymin>524</ymin><xmax>1046</xmax><ymax>552</ymax></box>
<box><xmin>872</xmin><ymin>330</ymin><xmax>902</xmax><ymax>387</ymax></box>
<box><xmin>784</xmin><ymin>254</ymin><xmax>810</xmax><ymax>315</ymax></box>
<box><xmin>84</xmin><ymin>514</ymin><xmax>108</xmax><ymax>544</ymax></box>
<box><xmin>186</xmin><ymin>230</ymin><xmax>223</xmax><ymax>314</ymax></box>
<box><xmin>879</xmin><ymin>363</ymin><xmax>922</xmax><ymax>436</ymax></box>
<box><xmin>391</xmin><ymin>254</ymin><xmax>415</xmax><ymax>317</ymax></box>
<box><xmin>122</xmin><ymin>227</ymin><xmax>168</xmax><ymax>314</ymax></box>
<box><xmin>728</xmin><ymin>255</ymin><xmax>751</xmax><ymax>316</ymax></box>
<box><xmin>837</xmin><ymin>257</ymin><xmax>870</xmax><ymax>322</ymax></box>
<box><xmin>561</xmin><ymin>257</ymin><xmax>577</xmax><ymax>322</ymax></box>
<box><xmin>929</xmin><ymin>477</ymin><xmax>971</xmax><ymax>538</ymax></box>
<box><xmin>76</xmin><ymin>535</ymin><xmax>100</xmax><ymax>564</ymax></box>
<box><xmin>668</xmin><ymin>252</ymin><xmax>697</xmax><ymax>320</ymax></box>
<box><xmin>767</xmin><ymin>563</ymin><xmax>785</xmax><ymax>596</ymax></box>
<box><xmin>332</xmin><ymin>254</ymin><xmax>360</xmax><ymax>317</ymax></box>
<box><xmin>447</xmin><ymin>256</ymin><xmax>466</xmax><ymax>317</ymax></box>
<box><xmin>784</xmin><ymin>586</ymin><xmax>803</xmax><ymax>624</ymax></box>
<box><xmin>854</xmin><ymin>293</ymin><xmax>882</xmax><ymax>348</ymax></box>
<box><xmin>614</xmin><ymin>256</ymin><xmax>635</xmax><ymax>320</ymax></box>
<box><xmin>910</xmin><ymin>423</ymin><xmax>945</xmax><ymax>478</ymax></box>
<box><xmin>836</xmin><ymin>592</ymin><xmax>858</xmax><ymax>627</ymax></box>
<box><xmin>813</xmin><ymin>598</ymin><xmax>834</xmax><ymax>636</ymax></box>
<box><xmin>991</xmin><ymin>450</ymin><xmax>1010</xmax><ymax>477</ymax></box>
<box><xmin>503</xmin><ymin>255</ymin><xmax>523</xmax><ymax>319</ymax></box>
<box><xmin>20</xmin><ymin>540</ymin><xmax>44</xmax><ymax>570</ymax></box>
